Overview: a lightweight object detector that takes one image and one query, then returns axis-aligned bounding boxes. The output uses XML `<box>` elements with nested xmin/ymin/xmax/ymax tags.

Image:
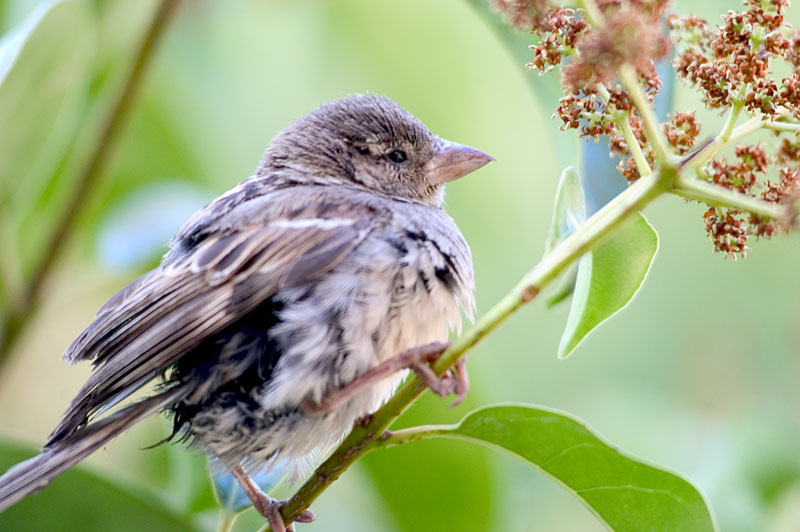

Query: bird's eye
<box><xmin>357</xmin><ymin>146</ymin><xmax>370</xmax><ymax>155</ymax></box>
<box><xmin>387</xmin><ymin>149</ymin><xmax>407</xmax><ymax>163</ymax></box>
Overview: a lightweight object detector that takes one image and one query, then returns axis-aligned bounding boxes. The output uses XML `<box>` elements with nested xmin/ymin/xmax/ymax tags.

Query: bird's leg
<box><xmin>302</xmin><ymin>341</ymin><xmax>469</xmax><ymax>414</ymax></box>
<box><xmin>231</xmin><ymin>466</ymin><xmax>315</xmax><ymax>532</ymax></box>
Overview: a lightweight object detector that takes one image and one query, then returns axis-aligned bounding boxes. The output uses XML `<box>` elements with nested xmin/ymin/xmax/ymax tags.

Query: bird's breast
<box><xmin>261</xmin><ymin>215</ymin><xmax>473</xmax><ymax>410</ymax></box>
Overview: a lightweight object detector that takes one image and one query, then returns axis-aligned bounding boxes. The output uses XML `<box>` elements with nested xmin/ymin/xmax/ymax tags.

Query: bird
<box><xmin>0</xmin><ymin>94</ymin><xmax>492</xmax><ymax>531</ymax></box>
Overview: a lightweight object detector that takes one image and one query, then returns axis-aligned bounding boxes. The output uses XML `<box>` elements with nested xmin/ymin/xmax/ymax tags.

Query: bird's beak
<box><xmin>425</xmin><ymin>140</ymin><xmax>494</xmax><ymax>185</ymax></box>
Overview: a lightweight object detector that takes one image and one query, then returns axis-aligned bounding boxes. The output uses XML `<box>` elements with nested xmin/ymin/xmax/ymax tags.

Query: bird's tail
<box><xmin>0</xmin><ymin>387</ymin><xmax>184</xmax><ymax>513</ymax></box>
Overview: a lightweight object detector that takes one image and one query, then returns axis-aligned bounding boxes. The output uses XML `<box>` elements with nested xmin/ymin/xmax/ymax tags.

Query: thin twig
<box><xmin>0</xmin><ymin>214</ymin><xmax>23</xmax><ymax>312</ymax></box>
<box><xmin>0</xmin><ymin>0</ymin><xmax>182</xmax><ymax>362</ymax></box>
<box><xmin>617</xmin><ymin>64</ymin><xmax>673</xmax><ymax>166</ymax></box>
<box><xmin>719</xmin><ymin>101</ymin><xmax>744</xmax><ymax>142</ymax></box>
<box><xmin>372</xmin><ymin>424</ymin><xmax>452</xmax><ymax>449</ymax></box>
<box><xmin>617</xmin><ymin>113</ymin><xmax>652</xmax><ymax>176</ymax></box>
<box><xmin>595</xmin><ymin>83</ymin><xmax>652</xmax><ymax>177</ymax></box>
<box><xmin>763</xmin><ymin>121</ymin><xmax>800</xmax><ymax>133</ymax></box>
<box><xmin>673</xmin><ymin>174</ymin><xmax>789</xmax><ymax>220</ymax></box>
<box><xmin>687</xmin><ymin>116</ymin><xmax>767</xmax><ymax>169</ymax></box>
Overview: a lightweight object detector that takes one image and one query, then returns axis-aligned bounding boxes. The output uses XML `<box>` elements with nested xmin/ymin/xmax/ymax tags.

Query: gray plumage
<box><xmin>0</xmin><ymin>94</ymin><xmax>488</xmax><ymax>514</ymax></box>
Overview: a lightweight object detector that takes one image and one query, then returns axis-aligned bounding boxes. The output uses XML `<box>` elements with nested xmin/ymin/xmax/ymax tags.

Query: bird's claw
<box><xmin>406</xmin><ymin>344</ymin><xmax>470</xmax><ymax>406</ymax></box>
<box><xmin>303</xmin><ymin>341</ymin><xmax>469</xmax><ymax>416</ymax></box>
<box><xmin>253</xmin><ymin>496</ymin><xmax>315</xmax><ymax>532</ymax></box>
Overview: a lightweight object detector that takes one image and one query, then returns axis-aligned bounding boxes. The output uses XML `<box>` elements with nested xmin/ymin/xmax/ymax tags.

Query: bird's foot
<box><xmin>231</xmin><ymin>467</ymin><xmax>315</xmax><ymax>532</ymax></box>
<box><xmin>409</xmin><ymin>350</ymin><xmax>470</xmax><ymax>407</ymax></box>
<box><xmin>302</xmin><ymin>341</ymin><xmax>469</xmax><ymax>414</ymax></box>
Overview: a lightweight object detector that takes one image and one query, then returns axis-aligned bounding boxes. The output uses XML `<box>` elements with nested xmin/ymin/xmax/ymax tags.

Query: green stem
<box><xmin>729</xmin><ymin>116</ymin><xmax>771</xmax><ymax>143</ymax></box>
<box><xmin>720</xmin><ymin>102</ymin><xmax>744</xmax><ymax>142</ymax></box>
<box><xmin>594</xmin><ymin>83</ymin><xmax>652</xmax><ymax>177</ymax></box>
<box><xmin>617</xmin><ymin>65</ymin><xmax>672</xmax><ymax>166</ymax></box>
<box><xmin>0</xmin><ymin>214</ymin><xmax>22</xmax><ymax>313</ymax></box>
<box><xmin>688</xmin><ymin>116</ymin><xmax>765</xmax><ymax>168</ymax></box>
<box><xmin>0</xmin><ymin>0</ymin><xmax>182</xmax><ymax>363</ymax></box>
<box><xmin>275</xmin><ymin>163</ymin><xmax>678</xmax><ymax>530</ymax></box>
<box><xmin>763</xmin><ymin>121</ymin><xmax>800</xmax><ymax>133</ymax></box>
<box><xmin>372</xmin><ymin>425</ymin><xmax>453</xmax><ymax>450</ymax></box>
<box><xmin>617</xmin><ymin>113</ymin><xmax>652</xmax><ymax>176</ymax></box>
<box><xmin>673</xmin><ymin>175</ymin><xmax>788</xmax><ymax>220</ymax></box>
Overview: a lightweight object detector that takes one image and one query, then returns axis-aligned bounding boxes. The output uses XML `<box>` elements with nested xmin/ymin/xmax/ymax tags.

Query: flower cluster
<box><xmin>671</xmin><ymin>0</ymin><xmax>800</xmax><ymax>117</ymax></box>
<box><xmin>612</xmin><ymin>109</ymin><xmax>702</xmax><ymax>184</ymax></box>
<box><xmin>493</xmin><ymin>0</ymin><xmax>799</xmax><ymax>258</ymax></box>
<box><xmin>491</xmin><ymin>0</ymin><xmax>552</xmax><ymax>31</ymax></box>
<box><xmin>496</xmin><ymin>0</ymin><xmax>669</xmax><ymax>180</ymax></box>
<box><xmin>703</xmin><ymin>208</ymin><xmax>749</xmax><ymax>256</ymax></box>
<box><xmin>662</xmin><ymin>111</ymin><xmax>700</xmax><ymax>155</ymax></box>
<box><xmin>526</xmin><ymin>9</ymin><xmax>587</xmax><ymax>75</ymax></box>
<box><xmin>668</xmin><ymin>0</ymin><xmax>800</xmax><ymax>256</ymax></box>
<box><xmin>701</xmin><ymin>141</ymin><xmax>800</xmax><ymax>258</ymax></box>
<box><xmin>561</xmin><ymin>9</ymin><xmax>668</xmax><ymax>92</ymax></box>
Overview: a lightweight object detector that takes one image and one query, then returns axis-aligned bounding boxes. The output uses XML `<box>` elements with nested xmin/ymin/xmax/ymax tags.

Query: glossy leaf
<box><xmin>545</xmin><ymin>166</ymin><xmax>586</xmax><ymax>254</ymax></box>
<box><xmin>558</xmin><ymin>213</ymin><xmax>658</xmax><ymax>358</ymax></box>
<box><xmin>0</xmin><ymin>440</ymin><xmax>201</xmax><ymax>532</ymax></box>
<box><xmin>434</xmin><ymin>405</ymin><xmax>718</xmax><ymax>532</ymax></box>
<box><xmin>545</xmin><ymin>166</ymin><xmax>585</xmax><ymax>307</ymax></box>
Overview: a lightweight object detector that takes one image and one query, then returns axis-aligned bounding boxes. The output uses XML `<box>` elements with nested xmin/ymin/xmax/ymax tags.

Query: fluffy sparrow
<box><xmin>0</xmin><ymin>94</ymin><xmax>492</xmax><ymax>531</ymax></box>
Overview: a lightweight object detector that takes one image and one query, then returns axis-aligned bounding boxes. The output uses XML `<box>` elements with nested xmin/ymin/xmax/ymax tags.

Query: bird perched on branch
<box><xmin>0</xmin><ymin>94</ymin><xmax>492</xmax><ymax>532</ymax></box>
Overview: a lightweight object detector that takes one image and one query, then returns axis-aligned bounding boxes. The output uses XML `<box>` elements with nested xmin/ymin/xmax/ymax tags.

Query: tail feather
<box><xmin>0</xmin><ymin>388</ymin><xmax>185</xmax><ymax>513</ymax></box>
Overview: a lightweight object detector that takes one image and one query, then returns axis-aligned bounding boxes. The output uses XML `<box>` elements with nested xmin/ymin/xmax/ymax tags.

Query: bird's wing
<box><xmin>49</xmin><ymin>198</ymin><xmax>373</xmax><ymax>444</ymax></box>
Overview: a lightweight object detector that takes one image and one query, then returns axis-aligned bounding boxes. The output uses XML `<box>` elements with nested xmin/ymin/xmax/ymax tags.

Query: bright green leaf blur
<box><xmin>0</xmin><ymin>0</ymin><xmax>93</xmax><ymax>272</ymax></box>
<box><xmin>558</xmin><ymin>213</ymin><xmax>659</xmax><ymax>359</ymax></box>
<box><xmin>0</xmin><ymin>440</ymin><xmax>203</xmax><ymax>531</ymax></box>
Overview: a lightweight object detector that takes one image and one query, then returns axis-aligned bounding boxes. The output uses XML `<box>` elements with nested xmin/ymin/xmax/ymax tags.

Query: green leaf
<box><xmin>435</xmin><ymin>405</ymin><xmax>718</xmax><ymax>532</ymax></box>
<box><xmin>558</xmin><ymin>213</ymin><xmax>658</xmax><ymax>358</ymax></box>
<box><xmin>0</xmin><ymin>440</ymin><xmax>201</xmax><ymax>532</ymax></box>
<box><xmin>545</xmin><ymin>166</ymin><xmax>586</xmax><ymax>254</ymax></box>
<box><xmin>0</xmin><ymin>0</ymin><xmax>92</xmax><ymax>201</ymax></box>
<box><xmin>0</xmin><ymin>0</ymin><xmax>94</xmax><ymax>275</ymax></box>
<box><xmin>544</xmin><ymin>166</ymin><xmax>585</xmax><ymax>307</ymax></box>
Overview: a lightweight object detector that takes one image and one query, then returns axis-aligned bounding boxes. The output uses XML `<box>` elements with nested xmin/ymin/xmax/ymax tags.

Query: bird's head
<box><xmin>259</xmin><ymin>94</ymin><xmax>493</xmax><ymax>205</ymax></box>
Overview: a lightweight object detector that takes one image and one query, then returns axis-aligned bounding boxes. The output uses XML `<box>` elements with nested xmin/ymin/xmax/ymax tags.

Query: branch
<box><xmin>0</xmin><ymin>0</ymin><xmax>182</xmax><ymax>362</ymax></box>
<box><xmin>763</xmin><ymin>121</ymin><xmax>800</xmax><ymax>133</ymax></box>
<box><xmin>689</xmin><ymin>114</ymin><xmax>782</xmax><ymax>169</ymax></box>
<box><xmin>373</xmin><ymin>424</ymin><xmax>452</xmax><ymax>449</ymax></box>
<box><xmin>274</xmin><ymin>162</ymin><xmax>678</xmax><ymax>529</ymax></box>
<box><xmin>673</xmin><ymin>175</ymin><xmax>789</xmax><ymax>220</ymax></box>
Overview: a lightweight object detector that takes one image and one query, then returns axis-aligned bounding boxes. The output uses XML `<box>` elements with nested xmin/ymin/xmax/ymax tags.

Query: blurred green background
<box><xmin>0</xmin><ymin>0</ymin><xmax>799</xmax><ymax>531</ymax></box>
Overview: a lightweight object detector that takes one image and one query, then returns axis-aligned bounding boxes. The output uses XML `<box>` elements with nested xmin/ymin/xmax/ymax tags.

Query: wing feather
<box><xmin>49</xmin><ymin>208</ymin><xmax>371</xmax><ymax>444</ymax></box>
